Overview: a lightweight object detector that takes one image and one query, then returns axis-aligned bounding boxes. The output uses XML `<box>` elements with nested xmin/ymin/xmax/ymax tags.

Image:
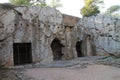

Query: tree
<box><xmin>30</xmin><ymin>0</ymin><xmax>47</xmax><ymax>6</ymax></box>
<box><xmin>9</xmin><ymin>0</ymin><xmax>30</xmax><ymax>6</ymax></box>
<box><xmin>105</xmin><ymin>5</ymin><xmax>120</xmax><ymax>19</ymax></box>
<box><xmin>9</xmin><ymin>0</ymin><xmax>62</xmax><ymax>8</ymax></box>
<box><xmin>9</xmin><ymin>0</ymin><xmax>47</xmax><ymax>6</ymax></box>
<box><xmin>81</xmin><ymin>0</ymin><xmax>103</xmax><ymax>17</ymax></box>
<box><xmin>48</xmin><ymin>0</ymin><xmax>62</xmax><ymax>9</ymax></box>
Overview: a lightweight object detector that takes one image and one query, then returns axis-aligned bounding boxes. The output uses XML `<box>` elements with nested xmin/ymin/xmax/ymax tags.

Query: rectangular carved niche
<box><xmin>13</xmin><ymin>43</ymin><xmax>32</xmax><ymax>65</ymax></box>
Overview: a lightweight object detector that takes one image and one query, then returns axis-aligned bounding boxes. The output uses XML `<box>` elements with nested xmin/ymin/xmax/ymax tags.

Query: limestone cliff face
<box><xmin>1</xmin><ymin>6</ymin><xmax>120</xmax><ymax>67</ymax></box>
<box><xmin>0</xmin><ymin>6</ymin><xmax>78</xmax><ymax>67</ymax></box>
<box><xmin>77</xmin><ymin>15</ymin><xmax>120</xmax><ymax>56</ymax></box>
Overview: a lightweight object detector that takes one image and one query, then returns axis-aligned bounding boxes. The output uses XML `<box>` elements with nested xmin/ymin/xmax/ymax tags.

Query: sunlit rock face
<box><xmin>77</xmin><ymin>15</ymin><xmax>120</xmax><ymax>56</ymax></box>
<box><xmin>1</xmin><ymin>6</ymin><xmax>119</xmax><ymax>67</ymax></box>
<box><xmin>0</xmin><ymin>6</ymin><xmax>79</xmax><ymax>67</ymax></box>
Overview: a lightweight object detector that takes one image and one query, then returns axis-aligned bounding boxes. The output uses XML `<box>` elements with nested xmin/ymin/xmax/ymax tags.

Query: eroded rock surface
<box><xmin>0</xmin><ymin>5</ymin><xmax>120</xmax><ymax>67</ymax></box>
<box><xmin>0</xmin><ymin>6</ymin><xmax>78</xmax><ymax>67</ymax></box>
<box><xmin>77</xmin><ymin>15</ymin><xmax>120</xmax><ymax>56</ymax></box>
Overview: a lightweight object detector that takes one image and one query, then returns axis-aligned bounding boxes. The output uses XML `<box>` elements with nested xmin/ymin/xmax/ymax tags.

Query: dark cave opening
<box><xmin>76</xmin><ymin>41</ymin><xmax>84</xmax><ymax>57</ymax></box>
<box><xmin>51</xmin><ymin>38</ymin><xmax>64</xmax><ymax>60</ymax></box>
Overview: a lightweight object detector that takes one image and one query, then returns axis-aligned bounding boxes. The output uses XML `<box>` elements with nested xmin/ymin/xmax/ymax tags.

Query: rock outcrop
<box><xmin>0</xmin><ymin>5</ymin><xmax>120</xmax><ymax>67</ymax></box>
<box><xmin>0</xmin><ymin>6</ymin><xmax>79</xmax><ymax>67</ymax></box>
<box><xmin>77</xmin><ymin>15</ymin><xmax>120</xmax><ymax>56</ymax></box>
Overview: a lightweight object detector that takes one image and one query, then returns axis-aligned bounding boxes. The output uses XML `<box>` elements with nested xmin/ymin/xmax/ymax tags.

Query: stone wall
<box><xmin>77</xmin><ymin>15</ymin><xmax>120</xmax><ymax>56</ymax></box>
<box><xmin>0</xmin><ymin>6</ymin><xmax>78</xmax><ymax>67</ymax></box>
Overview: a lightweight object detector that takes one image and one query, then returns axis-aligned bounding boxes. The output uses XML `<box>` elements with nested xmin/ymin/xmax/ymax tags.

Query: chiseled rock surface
<box><xmin>1</xmin><ymin>5</ymin><xmax>120</xmax><ymax>67</ymax></box>
<box><xmin>0</xmin><ymin>6</ymin><xmax>78</xmax><ymax>67</ymax></box>
<box><xmin>77</xmin><ymin>15</ymin><xmax>120</xmax><ymax>56</ymax></box>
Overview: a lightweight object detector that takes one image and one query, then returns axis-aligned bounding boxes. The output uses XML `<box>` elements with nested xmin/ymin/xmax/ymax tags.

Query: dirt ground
<box><xmin>25</xmin><ymin>64</ymin><xmax>120</xmax><ymax>80</ymax></box>
<box><xmin>0</xmin><ymin>57</ymin><xmax>120</xmax><ymax>80</ymax></box>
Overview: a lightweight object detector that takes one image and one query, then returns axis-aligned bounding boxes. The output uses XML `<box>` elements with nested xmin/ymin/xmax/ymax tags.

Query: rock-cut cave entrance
<box><xmin>51</xmin><ymin>38</ymin><xmax>64</xmax><ymax>60</ymax></box>
<box><xmin>76</xmin><ymin>41</ymin><xmax>84</xmax><ymax>57</ymax></box>
<box><xmin>13</xmin><ymin>43</ymin><xmax>32</xmax><ymax>66</ymax></box>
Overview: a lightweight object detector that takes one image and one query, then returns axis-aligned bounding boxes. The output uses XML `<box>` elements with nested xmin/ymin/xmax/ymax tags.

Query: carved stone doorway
<box><xmin>51</xmin><ymin>38</ymin><xmax>64</xmax><ymax>60</ymax></box>
<box><xmin>76</xmin><ymin>41</ymin><xmax>84</xmax><ymax>57</ymax></box>
<box><xmin>13</xmin><ymin>43</ymin><xmax>32</xmax><ymax>65</ymax></box>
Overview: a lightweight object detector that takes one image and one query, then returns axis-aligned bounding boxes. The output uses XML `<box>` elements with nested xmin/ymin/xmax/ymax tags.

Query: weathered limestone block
<box><xmin>0</xmin><ymin>10</ymin><xmax>16</xmax><ymax>40</ymax></box>
<box><xmin>78</xmin><ymin>15</ymin><xmax>120</xmax><ymax>55</ymax></box>
<box><xmin>83</xmin><ymin>16</ymin><xmax>95</xmax><ymax>29</ymax></box>
<box><xmin>14</xmin><ymin>21</ymin><xmax>33</xmax><ymax>42</ymax></box>
<box><xmin>94</xmin><ymin>15</ymin><xmax>104</xmax><ymax>30</ymax></box>
<box><xmin>0</xmin><ymin>28</ymin><xmax>4</xmax><ymax>40</ymax></box>
<box><xmin>15</xmin><ymin>6</ymin><xmax>62</xmax><ymax>24</ymax></box>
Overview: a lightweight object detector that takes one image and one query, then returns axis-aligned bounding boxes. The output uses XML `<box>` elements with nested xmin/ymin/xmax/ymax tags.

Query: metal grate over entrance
<box><xmin>13</xmin><ymin>43</ymin><xmax>32</xmax><ymax>65</ymax></box>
